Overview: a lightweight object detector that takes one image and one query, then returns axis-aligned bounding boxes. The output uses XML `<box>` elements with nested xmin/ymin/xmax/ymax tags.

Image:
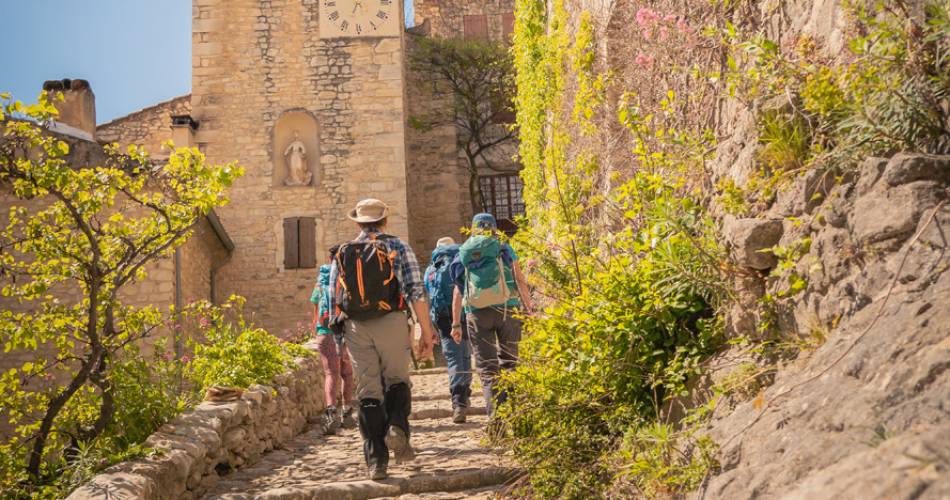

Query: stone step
<box><xmin>411</xmin><ymin>367</ymin><xmax>449</xmax><ymax>376</ymax></box>
<box><xmin>214</xmin><ymin>467</ymin><xmax>519</xmax><ymax>500</ymax></box>
<box><xmin>410</xmin><ymin>406</ymin><xmax>487</xmax><ymax>421</ymax></box>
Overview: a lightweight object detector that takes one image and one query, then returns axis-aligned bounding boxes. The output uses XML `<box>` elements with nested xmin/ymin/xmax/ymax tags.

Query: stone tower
<box><xmin>191</xmin><ymin>0</ymin><xmax>411</xmax><ymax>334</ymax></box>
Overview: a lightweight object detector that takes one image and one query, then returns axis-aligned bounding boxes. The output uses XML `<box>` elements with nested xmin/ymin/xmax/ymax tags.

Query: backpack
<box><xmin>458</xmin><ymin>235</ymin><xmax>516</xmax><ymax>310</ymax></box>
<box><xmin>425</xmin><ymin>244</ymin><xmax>460</xmax><ymax>316</ymax></box>
<box><xmin>315</xmin><ymin>264</ymin><xmax>333</xmax><ymax>334</ymax></box>
<box><xmin>334</xmin><ymin>234</ymin><xmax>405</xmax><ymax>321</ymax></box>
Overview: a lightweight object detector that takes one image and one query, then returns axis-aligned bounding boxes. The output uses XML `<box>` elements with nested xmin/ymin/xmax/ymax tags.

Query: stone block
<box><xmin>881</xmin><ymin>153</ymin><xmax>950</xmax><ymax>187</ymax></box>
<box><xmin>722</xmin><ymin>216</ymin><xmax>784</xmax><ymax>270</ymax></box>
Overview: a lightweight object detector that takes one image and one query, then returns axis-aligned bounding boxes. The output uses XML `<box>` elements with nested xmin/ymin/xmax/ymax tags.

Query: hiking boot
<box><xmin>368</xmin><ymin>463</ymin><xmax>388</xmax><ymax>480</ymax></box>
<box><xmin>384</xmin><ymin>426</ymin><xmax>416</xmax><ymax>463</ymax></box>
<box><xmin>341</xmin><ymin>406</ymin><xmax>357</xmax><ymax>429</ymax></box>
<box><xmin>323</xmin><ymin>406</ymin><xmax>341</xmax><ymax>435</ymax></box>
<box><xmin>452</xmin><ymin>406</ymin><xmax>467</xmax><ymax>424</ymax></box>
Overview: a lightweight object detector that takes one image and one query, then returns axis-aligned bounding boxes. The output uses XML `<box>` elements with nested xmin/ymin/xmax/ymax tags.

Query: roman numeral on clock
<box><xmin>324</xmin><ymin>0</ymin><xmax>335</xmax><ymax>6</ymax></box>
<box><xmin>328</xmin><ymin>11</ymin><xmax>339</xmax><ymax>21</ymax></box>
<box><xmin>340</xmin><ymin>20</ymin><xmax>349</xmax><ymax>31</ymax></box>
<box><xmin>376</xmin><ymin>10</ymin><xmax>388</xmax><ymax>19</ymax></box>
<box><xmin>370</xmin><ymin>21</ymin><xmax>378</xmax><ymax>30</ymax></box>
<box><xmin>380</xmin><ymin>0</ymin><xmax>391</xmax><ymax>5</ymax></box>
<box><xmin>356</xmin><ymin>23</ymin><xmax>362</xmax><ymax>34</ymax></box>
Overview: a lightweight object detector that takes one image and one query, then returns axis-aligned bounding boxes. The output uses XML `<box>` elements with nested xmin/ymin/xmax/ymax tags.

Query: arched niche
<box><xmin>273</xmin><ymin>110</ymin><xmax>320</xmax><ymax>187</ymax></box>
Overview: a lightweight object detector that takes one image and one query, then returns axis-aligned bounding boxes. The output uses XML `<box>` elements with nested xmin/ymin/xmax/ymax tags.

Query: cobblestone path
<box><xmin>202</xmin><ymin>368</ymin><xmax>517</xmax><ymax>499</ymax></box>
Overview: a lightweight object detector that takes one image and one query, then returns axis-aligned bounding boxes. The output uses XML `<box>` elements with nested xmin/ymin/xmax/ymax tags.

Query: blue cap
<box><xmin>472</xmin><ymin>213</ymin><xmax>497</xmax><ymax>231</ymax></box>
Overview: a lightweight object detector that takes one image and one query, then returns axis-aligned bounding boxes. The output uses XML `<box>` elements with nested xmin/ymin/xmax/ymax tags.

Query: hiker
<box><xmin>423</xmin><ymin>236</ymin><xmax>472</xmax><ymax>423</ymax></box>
<box><xmin>310</xmin><ymin>245</ymin><xmax>356</xmax><ymax>435</ymax></box>
<box><xmin>329</xmin><ymin>198</ymin><xmax>436</xmax><ymax>480</ymax></box>
<box><xmin>450</xmin><ymin>214</ymin><xmax>533</xmax><ymax>419</ymax></box>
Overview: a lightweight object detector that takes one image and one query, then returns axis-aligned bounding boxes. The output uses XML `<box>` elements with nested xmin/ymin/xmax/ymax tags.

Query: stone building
<box><xmin>84</xmin><ymin>0</ymin><xmax>519</xmax><ymax>336</ymax></box>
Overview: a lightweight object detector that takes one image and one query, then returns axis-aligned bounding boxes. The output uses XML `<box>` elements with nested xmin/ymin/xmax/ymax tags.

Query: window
<box><xmin>479</xmin><ymin>174</ymin><xmax>525</xmax><ymax>228</ymax></box>
<box><xmin>463</xmin><ymin>14</ymin><xmax>489</xmax><ymax>40</ymax></box>
<box><xmin>283</xmin><ymin>217</ymin><xmax>316</xmax><ymax>269</ymax></box>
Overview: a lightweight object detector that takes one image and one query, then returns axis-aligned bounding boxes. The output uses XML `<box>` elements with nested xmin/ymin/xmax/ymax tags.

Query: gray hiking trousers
<box><xmin>465</xmin><ymin>306</ymin><xmax>522</xmax><ymax>416</ymax></box>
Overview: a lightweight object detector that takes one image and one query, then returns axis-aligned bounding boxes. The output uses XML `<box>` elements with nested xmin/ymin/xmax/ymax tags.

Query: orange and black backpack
<box><xmin>334</xmin><ymin>234</ymin><xmax>406</xmax><ymax>321</ymax></box>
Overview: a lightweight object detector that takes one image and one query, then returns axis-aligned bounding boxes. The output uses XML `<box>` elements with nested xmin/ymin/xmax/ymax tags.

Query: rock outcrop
<box><xmin>699</xmin><ymin>154</ymin><xmax>950</xmax><ymax>499</ymax></box>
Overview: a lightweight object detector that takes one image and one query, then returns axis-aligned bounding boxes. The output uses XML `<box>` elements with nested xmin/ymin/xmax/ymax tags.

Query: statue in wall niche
<box><xmin>284</xmin><ymin>130</ymin><xmax>312</xmax><ymax>186</ymax></box>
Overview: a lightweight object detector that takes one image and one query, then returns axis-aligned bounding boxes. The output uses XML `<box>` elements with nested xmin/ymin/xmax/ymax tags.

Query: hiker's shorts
<box><xmin>345</xmin><ymin>311</ymin><xmax>413</xmax><ymax>402</ymax></box>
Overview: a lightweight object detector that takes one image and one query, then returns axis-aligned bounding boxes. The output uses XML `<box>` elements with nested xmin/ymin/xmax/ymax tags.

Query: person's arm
<box><xmin>313</xmin><ymin>303</ymin><xmax>320</xmax><ymax>330</ymax></box>
<box><xmin>450</xmin><ymin>287</ymin><xmax>463</xmax><ymax>344</ymax></box>
<box><xmin>512</xmin><ymin>261</ymin><xmax>534</xmax><ymax>312</ymax></box>
<box><xmin>396</xmin><ymin>241</ymin><xmax>435</xmax><ymax>358</ymax></box>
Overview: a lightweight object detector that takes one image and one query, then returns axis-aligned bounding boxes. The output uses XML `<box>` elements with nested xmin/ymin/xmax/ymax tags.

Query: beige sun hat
<box><xmin>436</xmin><ymin>236</ymin><xmax>456</xmax><ymax>247</ymax></box>
<box><xmin>348</xmin><ymin>198</ymin><xmax>390</xmax><ymax>223</ymax></box>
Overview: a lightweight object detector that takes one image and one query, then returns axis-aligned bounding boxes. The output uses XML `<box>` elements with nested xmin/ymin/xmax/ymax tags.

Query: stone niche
<box><xmin>273</xmin><ymin>110</ymin><xmax>320</xmax><ymax>188</ymax></box>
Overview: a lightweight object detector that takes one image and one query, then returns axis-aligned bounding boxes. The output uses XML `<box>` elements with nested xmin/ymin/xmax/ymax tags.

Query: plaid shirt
<box><xmin>328</xmin><ymin>227</ymin><xmax>425</xmax><ymax>322</ymax></box>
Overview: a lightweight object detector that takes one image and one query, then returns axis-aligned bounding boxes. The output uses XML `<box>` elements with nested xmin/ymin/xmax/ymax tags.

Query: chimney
<box><xmin>42</xmin><ymin>79</ymin><xmax>97</xmax><ymax>139</ymax></box>
<box><xmin>170</xmin><ymin>115</ymin><xmax>199</xmax><ymax>148</ymax></box>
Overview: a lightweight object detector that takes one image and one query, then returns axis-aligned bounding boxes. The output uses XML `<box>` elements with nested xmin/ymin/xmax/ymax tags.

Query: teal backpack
<box><xmin>458</xmin><ymin>235</ymin><xmax>516</xmax><ymax>310</ymax></box>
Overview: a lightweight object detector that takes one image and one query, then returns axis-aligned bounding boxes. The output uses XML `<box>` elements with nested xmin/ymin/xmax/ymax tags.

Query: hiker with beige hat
<box><xmin>328</xmin><ymin>198</ymin><xmax>436</xmax><ymax>480</ymax></box>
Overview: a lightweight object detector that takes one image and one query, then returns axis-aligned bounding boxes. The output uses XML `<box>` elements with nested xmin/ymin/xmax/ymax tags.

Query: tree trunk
<box><xmin>466</xmin><ymin>154</ymin><xmax>485</xmax><ymax>214</ymax></box>
<box><xmin>27</xmin><ymin>348</ymin><xmax>98</xmax><ymax>478</ymax></box>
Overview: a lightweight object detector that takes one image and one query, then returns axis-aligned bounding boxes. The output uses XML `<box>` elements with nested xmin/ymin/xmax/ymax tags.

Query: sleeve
<box><xmin>450</xmin><ymin>256</ymin><xmax>465</xmax><ymax>289</ymax></box>
<box><xmin>397</xmin><ymin>241</ymin><xmax>427</xmax><ymax>303</ymax></box>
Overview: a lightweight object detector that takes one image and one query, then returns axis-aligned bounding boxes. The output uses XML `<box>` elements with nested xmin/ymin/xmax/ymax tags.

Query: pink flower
<box><xmin>659</xmin><ymin>26</ymin><xmax>670</xmax><ymax>41</ymax></box>
<box><xmin>642</xmin><ymin>28</ymin><xmax>652</xmax><ymax>41</ymax></box>
<box><xmin>664</xmin><ymin>14</ymin><xmax>677</xmax><ymax>23</ymax></box>
<box><xmin>199</xmin><ymin>317</ymin><xmax>210</xmax><ymax>327</ymax></box>
<box><xmin>636</xmin><ymin>8</ymin><xmax>659</xmax><ymax>28</ymax></box>
<box><xmin>181</xmin><ymin>355</ymin><xmax>191</xmax><ymax>364</ymax></box>
<box><xmin>635</xmin><ymin>51</ymin><xmax>655</xmax><ymax>68</ymax></box>
<box><xmin>676</xmin><ymin>18</ymin><xmax>690</xmax><ymax>33</ymax></box>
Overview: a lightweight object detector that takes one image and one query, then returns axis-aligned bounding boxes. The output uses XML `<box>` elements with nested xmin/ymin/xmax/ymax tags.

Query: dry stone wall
<box><xmin>66</xmin><ymin>343</ymin><xmax>324</xmax><ymax>500</ymax></box>
<box><xmin>191</xmin><ymin>0</ymin><xmax>411</xmax><ymax>336</ymax></box>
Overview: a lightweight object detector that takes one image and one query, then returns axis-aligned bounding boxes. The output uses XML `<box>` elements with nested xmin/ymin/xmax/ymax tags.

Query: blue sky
<box><xmin>1</xmin><ymin>0</ymin><xmax>193</xmax><ymax>124</ymax></box>
<box><xmin>1</xmin><ymin>0</ymin><xmax>416</xmax><ymax>124</ymax></box>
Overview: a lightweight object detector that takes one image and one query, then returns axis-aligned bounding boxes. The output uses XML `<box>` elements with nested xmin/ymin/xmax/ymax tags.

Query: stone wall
<box><xmin>66</xmin><ymin>343</ymin><xmax>325</xmax><ymax>500</ymax></box>
<box><xmin>179</xmin><ymin>215</ymin><xmax>232</xmax><ymax>306</ymax></box>
<box><xmin>413</xmin><ymin>0</ymin><xmax>514</xmax><ymax>39</ymax></box>
<box><xmin>96</xmin><ymin>95</ymin><xmax>192</xmax><ymax>158</ymax></box>
<box><xmin>191</xmin><ymin>0</ymin><xmax>411</xmax><ymax>336</ymax></box>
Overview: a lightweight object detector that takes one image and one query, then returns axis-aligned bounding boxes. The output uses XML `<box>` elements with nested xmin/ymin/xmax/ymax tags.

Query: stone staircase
<box><xmin>200</xmin><ymin>369</ymin><xmax>517</xmax><ymax>499</ymax></box>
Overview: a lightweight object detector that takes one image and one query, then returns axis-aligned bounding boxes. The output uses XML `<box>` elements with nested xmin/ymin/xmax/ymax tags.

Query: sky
<box><xmin>0</xmin><ymin>0</ymin><xmax>193</xmax><ymax>124</ymax></box>
<box><xmin>1</xmin><ymin>0</ymin><xmax>416</xmax><ymax>125</ymax></box>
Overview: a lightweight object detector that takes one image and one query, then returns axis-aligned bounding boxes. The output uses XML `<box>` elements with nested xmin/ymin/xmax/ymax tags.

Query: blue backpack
<box><xmin>425</xmin><ymin>244</ymin><xmax>460</xmax><ymax>316</ymax></box>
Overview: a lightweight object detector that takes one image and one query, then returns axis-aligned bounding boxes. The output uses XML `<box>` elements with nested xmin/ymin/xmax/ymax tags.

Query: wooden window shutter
<box><xmin>502</xmin><ymin>12</ymin><xmax>515</xmax><ymax>42</ymax></box>
<box><xmin>283</xmin><ymin>217</ymin><xmax>299</xmax><ymax>269</ymax></box>
<box><xmin>463</xmin><ymin>14</ymin><xmax>489</xmax><ymax>40</ymax></box>
<box><xmin>298</xmin><ymin>217</ymin><xmax>317</xmax><ymax>269</ymax></box>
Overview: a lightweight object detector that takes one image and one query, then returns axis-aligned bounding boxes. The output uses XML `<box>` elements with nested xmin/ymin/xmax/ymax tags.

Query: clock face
<box><xmin>319</xmin><ymin>0</ymin><xmax>400</xmax><ymax>39</ymax></box>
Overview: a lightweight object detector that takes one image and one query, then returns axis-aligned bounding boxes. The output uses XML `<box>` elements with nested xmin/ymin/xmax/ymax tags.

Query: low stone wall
<box><xmin>67</xmin><ymin>342</ymin><xmax>324</xmax><ymax>500</ymax></box>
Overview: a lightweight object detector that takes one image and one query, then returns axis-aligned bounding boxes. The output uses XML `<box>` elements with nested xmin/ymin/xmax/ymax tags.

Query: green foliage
<box><xmin>185</xmin><ymin>297</ymin><xmax>310</xmax><ymax>390</ymax></box>
<box><xmin>724</xmin><ymin>0</ymin><xmax>950</xmax><ymax>203</ymax></box>
<box><xmin>612</xmin><ymin>423</ymin><xmax>719</xmax><ymax>498</ymax></box>
<box><xmin>505</xmin><ymin>2</ymin><xmax>730</xmax><ymax>496</ymax></box>
<box><xmin>0</xmin><ymin>91</ymin><xmax>241</xmax><ymax>494</ymax></box>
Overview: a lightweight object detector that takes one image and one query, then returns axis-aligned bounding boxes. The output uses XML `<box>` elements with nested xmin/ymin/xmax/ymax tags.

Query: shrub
<box><xmin>185</xmin><ymin>297</ymin><xmax>310</xmax><ymax>390</ymax></box>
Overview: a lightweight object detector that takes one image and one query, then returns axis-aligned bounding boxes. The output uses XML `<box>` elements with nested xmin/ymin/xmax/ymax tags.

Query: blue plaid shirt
<box><xmin>328</xmin><ymin>227</ymin><xmax>425</xmax><ymax>322</ymax></box>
